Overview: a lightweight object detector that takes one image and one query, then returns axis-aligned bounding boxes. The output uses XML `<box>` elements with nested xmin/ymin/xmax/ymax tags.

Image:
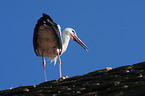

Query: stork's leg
<box><xmin>57</xmin><ymin>49</ymin><xmax>62</xmax><ymax>78</ymax></box>
<box><xmin>42</xmin><ymin>56</ymin><xmax>47</xmax><ymax>82</ymax></box>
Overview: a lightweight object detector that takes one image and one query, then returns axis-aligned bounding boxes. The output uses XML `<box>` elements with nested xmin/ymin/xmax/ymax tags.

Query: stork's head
<box><xmin>63</xmin><ymin>28</ymin><xmax>89</xmax><ymax>51</ymax></box>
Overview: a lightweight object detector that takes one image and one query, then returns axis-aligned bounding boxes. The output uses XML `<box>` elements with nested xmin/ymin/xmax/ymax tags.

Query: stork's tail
<box><xmin>51</xmin><ymin>59</ymin><xmax>57</xmax><ymax>66</ymax></box>
<box><xmin>48</xmin><ymin>56</ymin><xmax>58</xmax><ymax>66</ymax></box>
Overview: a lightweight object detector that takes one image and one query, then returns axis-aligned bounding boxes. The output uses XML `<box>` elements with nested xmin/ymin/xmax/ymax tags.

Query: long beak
<box><xmin>73</xmin><ymin>35</ymin><xmax>90</xmax><ymax>51</ymax></box>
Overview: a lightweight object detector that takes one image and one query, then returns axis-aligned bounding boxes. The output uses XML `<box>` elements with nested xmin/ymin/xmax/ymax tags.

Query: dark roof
<box><xmin>1</xmin><ymin>62</ymin><xmax>145</xmax><ymax>96</ymax></box>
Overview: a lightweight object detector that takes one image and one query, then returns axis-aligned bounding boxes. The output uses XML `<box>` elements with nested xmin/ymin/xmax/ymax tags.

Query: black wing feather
<box><xmin>33</xmin><ymin>13</ymin><xmax>62</xmax><ymax>55</ymax></box>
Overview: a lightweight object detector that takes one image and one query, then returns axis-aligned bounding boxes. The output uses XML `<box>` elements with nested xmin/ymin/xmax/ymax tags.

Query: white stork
<box><xmin>33</xmin><ymin>13</ymin><xmax>89</xmax><ymax>81</ymax></box>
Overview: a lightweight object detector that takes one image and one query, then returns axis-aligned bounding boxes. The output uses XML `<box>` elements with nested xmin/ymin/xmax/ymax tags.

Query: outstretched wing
<box><xmin>33</xmin><ymin>13</ymin><xmax>62</xmax><ymax>57</ymax></box>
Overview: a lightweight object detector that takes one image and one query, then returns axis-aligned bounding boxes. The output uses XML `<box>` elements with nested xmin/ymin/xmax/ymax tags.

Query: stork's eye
<box><xmin>72</xmin><ymin>30</ymin><xmax>75</xmax><ymax>34</ymax></box>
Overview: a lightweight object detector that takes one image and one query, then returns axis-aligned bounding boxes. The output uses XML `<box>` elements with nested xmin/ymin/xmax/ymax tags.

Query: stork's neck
<box><xmin>62</xmin><ymin>31</ymin><xmax>71</xmax><ymax>54</ymax></box>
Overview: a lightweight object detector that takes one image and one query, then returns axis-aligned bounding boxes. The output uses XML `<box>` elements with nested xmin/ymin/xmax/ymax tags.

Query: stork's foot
<box><xmin>105</xmin><ymin>67</ymin><xmax>112</xmax><ymax>71</ymax></box>
<box><xmin>59</xmin><ymin>76</ymin><xmax>69</xmax><ymax>81</ymax></box>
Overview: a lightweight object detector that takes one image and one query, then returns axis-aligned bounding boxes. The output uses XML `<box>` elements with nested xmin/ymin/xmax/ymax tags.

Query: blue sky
<box><xmin>0</xmin><ymin>0</ymin><xmax>145</xmax><ymax>90</ymax></box>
